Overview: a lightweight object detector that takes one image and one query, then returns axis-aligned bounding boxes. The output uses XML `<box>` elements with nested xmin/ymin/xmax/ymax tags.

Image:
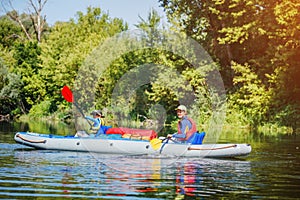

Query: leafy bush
<box><xmin>28</xmin><ymin>100</ymin><xmax>52</xmax><ymax>117</ymax></box>
<box><xmin>229</xmin><ymin>62</ymin><xmax>271</xmax><ymax>126</ymax></box>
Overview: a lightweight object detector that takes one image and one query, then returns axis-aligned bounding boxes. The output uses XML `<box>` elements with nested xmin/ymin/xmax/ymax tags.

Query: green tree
<box><xmin>38</xmin><ymin>7</ymin><xmax>127</xmax><ymax>114</ymax></box>
<box><xmin>159</xmin><ymin>0</ymin><xmax>266</xmax><ymax>87</ymax></box>
<box><xmin>0</xmin><ymin>7</ymin><xmax>127</xmax><ymax>117</ymax></box>
<box><xmin>88</xmin><ymin>9</ymin><xmax>221</xmax><ymax>128</ymax></box>
<box><xmin>160</xmin><ymin>0</ymin><xmax>300</xmax><ymax>129</ymax></box>
<box><xmin>229</xmin><ymin>62</ymin><xmax>270</xmax><ymax>127</ymax></box>
<box><xmin>0</xmin><ymin>15</ymin><xmax>23</xmax><ymax>48</ymax></box>
<box><xmin>12</xmin><ymin>41</ymin><xmax>44</xmax><ymax>112</ymax></box>
<box><xmin>0</xmin><ymin>61</ymin><xmax>25</xmax><ymax>115</ymax></box>
<box><xmin>265</xmin><ymin>0</ymin><xmax>300</xmax><ymax>128</ymax></box>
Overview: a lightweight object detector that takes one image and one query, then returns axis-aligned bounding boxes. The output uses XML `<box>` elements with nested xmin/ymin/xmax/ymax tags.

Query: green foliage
<box><xmin>0</xmin><ymin>7</ymin><xmax>127</xmax><ymax>117</ymax></box>
<box><xmin>160</xmin><ymin>0</ymin><xmax>300</xmax><ymax>131</ymax></box>
<box><xmin>12</xmin><ymin>41</ymin><xmax>44</xmax><ymax>108</ymax></box>
<box><xmin>28</xmin><ymin>100</ymin><xmax>52</xmax><ymax>117</ymax></box>
<box><xmin>229</xmin><ymin>62</ymin><xmax>270</xmax><ymax>126</ymax></box>
<box><xmin>224</xmin><ymin>107</ymin><xmax>249</xmax><ymax>128</ymax></box>
<box><xmin>0</xmin><ymin>62</ymin><xmax>15</xmax><ymax>114</ymax></box>
<box><xmin>39</xmin><ymin>7</ymin><xmax>127</xmax><ymax>112</ymax></box>
<box><xmin>0</xmin><ymin>64</ymin><xmax>24</xmax><ymax>115</ymax></box>
<box><xmin>0</xmin><ymin>2</ymin><xmax>299</xmax><ymax>133</ymax></box>
<box><xmin>0</xmin><ymin>15</ymin><xmax>22</xmax><ymax>48</ymax></box>
<box><xmin>0</xmin><ymin>60</ymin><xmax>7</xmax><ymax>90</ymax></box>
<box><xmin>272</xmin><ymin>104</ymin><xmax>299</xmax><ymax>127</ymax></box>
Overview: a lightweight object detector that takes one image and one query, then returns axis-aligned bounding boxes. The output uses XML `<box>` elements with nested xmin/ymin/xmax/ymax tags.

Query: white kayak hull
<box><xmin>14</xmin><ymin>132</ymin><xmax>251</xmax><ymax>158</ymax></box>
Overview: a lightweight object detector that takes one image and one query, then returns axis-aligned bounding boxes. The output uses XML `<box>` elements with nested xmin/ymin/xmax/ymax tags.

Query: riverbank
<box><xmin>3</xmin><ymin>114</ymin><xmax>297</xmax><ymax>138</ymax></box>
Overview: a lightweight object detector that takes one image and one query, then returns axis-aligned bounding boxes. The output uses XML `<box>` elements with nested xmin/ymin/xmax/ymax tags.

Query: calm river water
<box><xmin>0</xmin><ymin>121</ymin><xmax>299</xmax><ymax>199</ymax></box>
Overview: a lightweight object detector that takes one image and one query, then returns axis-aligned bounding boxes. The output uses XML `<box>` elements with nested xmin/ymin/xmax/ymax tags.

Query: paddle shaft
<box><xmin>73</xmin><ymin>102</ymin><xmax>85</xmax><ymax>118</ymax></box>
<box><xmin>61</xmin><ymin>86</ymin><xmax>93</xmax><ymax>127</ymax></box>
<box><xmin>159</xmin><ymin>138</ymin><xmax>169</xmax><ymax>154</ymax></box>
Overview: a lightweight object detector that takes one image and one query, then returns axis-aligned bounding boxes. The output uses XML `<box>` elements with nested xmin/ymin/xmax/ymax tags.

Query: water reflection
<box><xmin>1</xmin><ymin>121</ymin><xmax>300</xmax><ymax>199</ymax></box>
<box><xmin>11</xmin><ymin>149</ymin><xmax>252</xmax><ymax>198</ymax></box>
<box><xmin>173</xmin><ymin>158</ymin><xmax>252</xmax><ymax>198</ymax></box>
<box><xmin>0</xmin><ymin>120</ymin><xmax>75</xmax><ymax>136</ymax></box>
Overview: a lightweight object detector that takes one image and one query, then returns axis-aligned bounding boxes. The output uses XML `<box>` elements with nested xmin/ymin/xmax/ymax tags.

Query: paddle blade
<box><xmin>150</xmin><ymin>138</ymin><xmax>162</xmax><ymax>150</ymax></box>
<box><xmin>61</xmin><ymin>86</ymin><xmax>74</xmax><ymax>103</ymax></box>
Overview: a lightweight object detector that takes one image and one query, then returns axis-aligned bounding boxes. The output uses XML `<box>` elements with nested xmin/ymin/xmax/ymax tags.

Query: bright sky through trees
<box><xmin>0</xmin><ymin>0</ymin><xmax>166</xmax><ymax>28</ymax></box>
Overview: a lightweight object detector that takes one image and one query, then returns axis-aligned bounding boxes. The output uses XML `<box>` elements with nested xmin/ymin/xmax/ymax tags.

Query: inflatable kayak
<box><xmin>14</xmin><ymin>130</ymin><xmax>251</xmax><ymax>158</ymax></box>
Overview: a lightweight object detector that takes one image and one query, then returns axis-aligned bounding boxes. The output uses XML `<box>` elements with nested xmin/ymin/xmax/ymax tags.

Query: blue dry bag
<box><xmin>187</xmin><ymin>131</ymin><xmax>206</xmax><ymax>144</ymax></box>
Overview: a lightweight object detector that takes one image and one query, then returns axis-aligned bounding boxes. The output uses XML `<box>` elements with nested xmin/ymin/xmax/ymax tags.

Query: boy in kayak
<box><xmin>167</xmin><ymin>105</ymin><xmax>197</xmax><ymax>142</ymax></box>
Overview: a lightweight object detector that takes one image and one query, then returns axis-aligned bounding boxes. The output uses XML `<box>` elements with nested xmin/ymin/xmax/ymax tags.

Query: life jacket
<box><xmin>100</xmin><ymin>117</ymin><xmax>105</xmax><ymax>125</ymax></box>
<box><xmin>177</xmin><ymin>117</ymin><xmax>197</xmax><ymax>141</ymax></box>
<box><xmin>91</xmin><ymin>118</ymin><xmax>101</xmax><ymax>133</ymax></box>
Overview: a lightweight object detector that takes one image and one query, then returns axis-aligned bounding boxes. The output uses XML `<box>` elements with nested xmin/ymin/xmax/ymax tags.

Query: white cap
<box><xmin>91</xmin><ymin>110</ymin><xmax>102</xmax><ymax>116</ymax></box>
<box><xmin>177</xmin><ymin>105</ymin><xmax>187</xmax><ymax>112</ymax></box>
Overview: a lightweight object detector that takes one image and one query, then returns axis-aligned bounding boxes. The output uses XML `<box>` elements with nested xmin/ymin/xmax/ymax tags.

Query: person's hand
<box><xmin>167</xmin><ymin>134</ymin><xmax>173</xmax><ymax>138</ymax></box>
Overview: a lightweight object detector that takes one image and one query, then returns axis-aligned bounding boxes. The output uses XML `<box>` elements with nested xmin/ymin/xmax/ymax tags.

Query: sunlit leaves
<box><xmin>230</xmin><ymin>62</ymin><xmax>270</xmax><ymax>125</ymax></box>
<box><xmin>274</xmin><ymin>1</ymin><xmax>300</xmax><ymax>26</ymax></box>
<box><xmin>218</xmin><ymin>22</ymin><xmax>255</xmax><ymax>44</ymax></box>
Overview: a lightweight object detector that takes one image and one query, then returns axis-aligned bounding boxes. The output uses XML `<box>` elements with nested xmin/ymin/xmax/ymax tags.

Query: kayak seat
<box><xmin>187</xmin><ymin>131</ymin><xmax>206</xmax><ymax>144</ymax></box>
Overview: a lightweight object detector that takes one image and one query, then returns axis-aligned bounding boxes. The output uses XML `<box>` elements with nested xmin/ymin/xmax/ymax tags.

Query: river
<box><xmin>0</xmin><ymin>120</ymin><xmax>299</xmax><ymax>199</ymax></box>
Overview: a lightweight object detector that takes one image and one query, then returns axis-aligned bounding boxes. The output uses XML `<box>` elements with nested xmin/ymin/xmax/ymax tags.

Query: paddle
<box><xmin>150</xmin><ymin>137</ymin><xmax>171</xmax><ymax>152</ymax></box>
<box><xmin>61</xmin><ymin>86</ymin><xmax>92</xmax><ymax>127</ymax></box>
<box><xmin>150</xmin><ymin>138</ymin><xmax>164</xmax><ymax>150</ymax></box>
<box><xmin>159</xmin><ymin>138</ymin><xmax>170</xmax><ymax>154</ymax></box>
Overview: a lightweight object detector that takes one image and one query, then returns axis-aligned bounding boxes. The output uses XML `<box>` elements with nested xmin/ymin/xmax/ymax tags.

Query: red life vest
<box><xmin>177</xmin><ymin>117</ymin><xmax>197</xmax><ymax>141</ymax></box>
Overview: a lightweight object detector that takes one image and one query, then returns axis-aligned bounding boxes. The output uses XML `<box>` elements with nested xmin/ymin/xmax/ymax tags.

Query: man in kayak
<box><xmin>167</xmin><ymin>105</ymin><xmax>197</xmax><ymax>142</ymax></box>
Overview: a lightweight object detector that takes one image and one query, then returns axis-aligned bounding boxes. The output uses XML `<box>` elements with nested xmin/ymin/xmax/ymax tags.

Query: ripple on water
<box><xmin>0</xmin><ymin>139</ymin><xmax>300</xmax><ymax>199</ymax></box>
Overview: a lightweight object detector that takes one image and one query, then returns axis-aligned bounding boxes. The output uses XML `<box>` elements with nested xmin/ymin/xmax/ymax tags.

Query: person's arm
<box><xmin>85</xmin><ymin>116</ymin><xmax>98</xmax><ymax>124</ymax></box>
<box><xmin>172</xmin><ymin>119</ymin><xmax>190</xmax><ymax>138</ymax></box>
<box><xmin>172</xmin><ymin>132</ymin><xmax>186</xmax><ymax>138</ymax></box>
